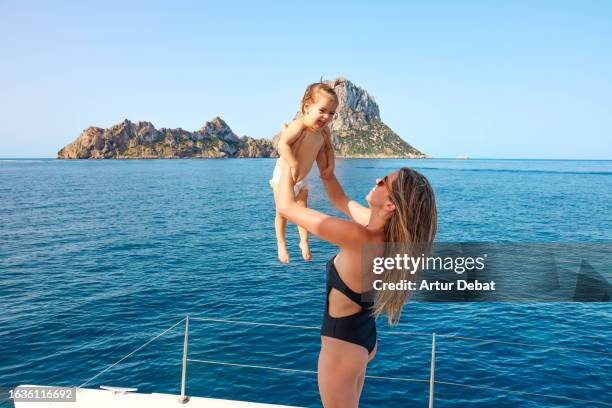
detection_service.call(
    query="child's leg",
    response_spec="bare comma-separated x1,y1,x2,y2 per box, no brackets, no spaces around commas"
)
271,183,290,263
296,188,311,261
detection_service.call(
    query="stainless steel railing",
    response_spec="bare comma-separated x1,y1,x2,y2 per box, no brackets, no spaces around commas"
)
76,315,612,407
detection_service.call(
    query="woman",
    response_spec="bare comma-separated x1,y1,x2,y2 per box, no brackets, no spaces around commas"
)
275,159,437,407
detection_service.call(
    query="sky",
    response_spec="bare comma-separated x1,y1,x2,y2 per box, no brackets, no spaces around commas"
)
0,0,611,159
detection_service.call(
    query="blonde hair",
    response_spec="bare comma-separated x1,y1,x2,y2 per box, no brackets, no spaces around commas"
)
300,79,342,114
372,167,438,325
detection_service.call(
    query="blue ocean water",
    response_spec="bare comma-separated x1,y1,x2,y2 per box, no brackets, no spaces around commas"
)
0,158,610,407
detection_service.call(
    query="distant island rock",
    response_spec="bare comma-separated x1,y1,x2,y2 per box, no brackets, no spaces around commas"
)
272,77,427,158
57,117,276,159
57,77,427,159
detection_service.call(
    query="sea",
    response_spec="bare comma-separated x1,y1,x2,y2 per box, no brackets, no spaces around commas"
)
0,158,610,407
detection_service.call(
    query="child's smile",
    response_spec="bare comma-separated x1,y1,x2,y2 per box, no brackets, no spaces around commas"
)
306,94,337,130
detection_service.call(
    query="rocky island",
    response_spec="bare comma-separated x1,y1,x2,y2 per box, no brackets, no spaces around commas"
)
57,117,274,159
57,78,427,159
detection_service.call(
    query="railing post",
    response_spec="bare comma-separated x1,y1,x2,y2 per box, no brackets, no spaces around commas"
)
180,315,189,403
428,332,436,408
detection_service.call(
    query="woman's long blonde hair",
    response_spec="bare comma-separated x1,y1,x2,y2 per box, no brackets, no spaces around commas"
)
372,167,438,325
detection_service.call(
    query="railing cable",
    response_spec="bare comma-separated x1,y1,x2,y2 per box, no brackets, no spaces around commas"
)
77,317,186,389
187,358,430,384
192,316,612,356
187,357,612,406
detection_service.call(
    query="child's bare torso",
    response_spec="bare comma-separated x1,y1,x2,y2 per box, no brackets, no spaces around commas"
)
292,128,324,181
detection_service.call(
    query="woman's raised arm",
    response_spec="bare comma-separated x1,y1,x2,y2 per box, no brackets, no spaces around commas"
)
321,174,371,227
275,160,366,247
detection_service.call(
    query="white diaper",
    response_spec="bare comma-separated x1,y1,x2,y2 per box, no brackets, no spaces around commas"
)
269,159,310,195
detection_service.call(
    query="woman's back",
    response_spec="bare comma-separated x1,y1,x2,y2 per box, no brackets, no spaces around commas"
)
328,230,384,318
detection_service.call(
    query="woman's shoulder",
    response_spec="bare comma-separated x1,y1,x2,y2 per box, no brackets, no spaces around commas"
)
335,244,381,292
336,223,384,252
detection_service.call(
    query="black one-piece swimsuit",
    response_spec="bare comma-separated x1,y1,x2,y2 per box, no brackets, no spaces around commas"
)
320,255,377,354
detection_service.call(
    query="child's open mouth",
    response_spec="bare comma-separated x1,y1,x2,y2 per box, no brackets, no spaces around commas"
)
316,120,325,127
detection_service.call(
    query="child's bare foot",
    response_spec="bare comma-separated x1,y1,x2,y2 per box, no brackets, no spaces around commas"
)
277,243,290,263
299,241,312,261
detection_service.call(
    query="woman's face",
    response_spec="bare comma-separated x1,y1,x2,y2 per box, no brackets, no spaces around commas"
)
366,170,400,208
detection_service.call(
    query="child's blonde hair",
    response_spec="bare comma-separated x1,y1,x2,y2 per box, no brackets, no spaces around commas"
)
300,79,343,114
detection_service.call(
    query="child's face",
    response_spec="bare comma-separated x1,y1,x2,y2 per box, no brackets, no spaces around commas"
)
304,94,338,129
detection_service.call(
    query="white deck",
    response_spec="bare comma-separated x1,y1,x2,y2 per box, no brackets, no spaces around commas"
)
13,385,302,408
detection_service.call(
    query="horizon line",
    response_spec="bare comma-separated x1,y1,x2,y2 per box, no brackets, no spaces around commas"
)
1,157,611,162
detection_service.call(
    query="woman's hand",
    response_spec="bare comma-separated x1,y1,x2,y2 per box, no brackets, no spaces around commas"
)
317,126,335,180
278,121,302,177
322,127,335,179
320,148,334,180
291,165,300,183
276,158,297,212
318,152,333,180
280,122,300,181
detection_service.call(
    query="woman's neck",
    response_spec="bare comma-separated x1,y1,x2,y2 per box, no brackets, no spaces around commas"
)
366,211,387,233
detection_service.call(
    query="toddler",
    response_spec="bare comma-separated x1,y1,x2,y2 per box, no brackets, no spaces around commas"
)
270,81,338,263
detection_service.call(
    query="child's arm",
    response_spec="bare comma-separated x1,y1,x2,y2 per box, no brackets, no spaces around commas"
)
278,120,304,179
318,126,335,179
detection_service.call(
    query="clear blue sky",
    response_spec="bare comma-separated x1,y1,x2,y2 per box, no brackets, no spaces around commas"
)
1,0,611,159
